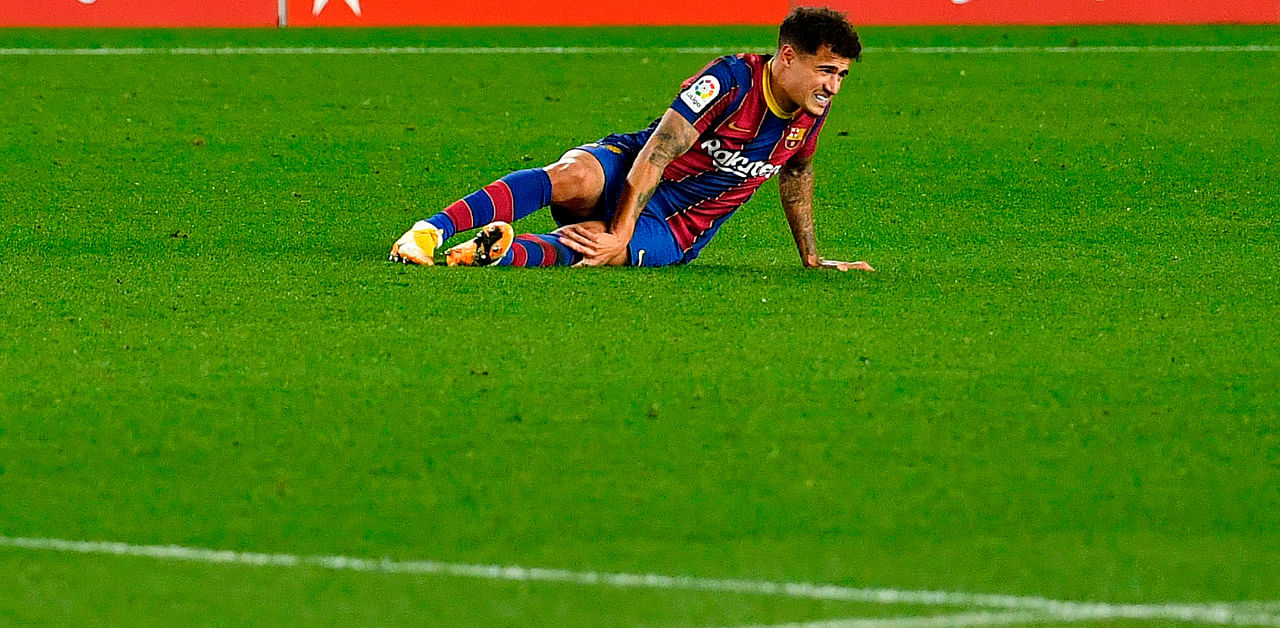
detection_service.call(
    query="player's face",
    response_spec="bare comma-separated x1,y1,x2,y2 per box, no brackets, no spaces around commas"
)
777,44,851,116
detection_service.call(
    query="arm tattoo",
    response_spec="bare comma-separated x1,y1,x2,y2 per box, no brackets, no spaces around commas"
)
635,186,656,211
646,121,698,168
611,112,696,238
779,160,819,266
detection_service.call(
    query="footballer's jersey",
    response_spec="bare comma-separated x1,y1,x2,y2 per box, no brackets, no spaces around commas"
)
599,53,829,263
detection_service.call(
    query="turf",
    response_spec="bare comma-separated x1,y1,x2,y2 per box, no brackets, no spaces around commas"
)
2,25,1279,627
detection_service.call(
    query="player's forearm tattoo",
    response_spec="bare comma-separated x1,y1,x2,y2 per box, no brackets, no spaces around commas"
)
635,186,656,212
614,112,696,239
779,161,819,266
614,114,696,237
647,124,698,167
779,163,813,209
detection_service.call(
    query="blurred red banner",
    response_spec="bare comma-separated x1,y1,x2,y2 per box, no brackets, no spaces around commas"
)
285,0,787,26
3,0,1273,27
798,0,1279,25
0,0,277,27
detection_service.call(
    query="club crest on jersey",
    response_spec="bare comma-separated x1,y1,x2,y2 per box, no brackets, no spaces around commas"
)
784,126,808,150
680,76,721,113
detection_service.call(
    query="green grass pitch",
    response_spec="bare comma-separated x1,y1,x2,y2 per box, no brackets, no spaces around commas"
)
2,24,1279,626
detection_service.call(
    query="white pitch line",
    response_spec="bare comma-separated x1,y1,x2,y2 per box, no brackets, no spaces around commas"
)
878,44,1280,54
0,45,649,56
2,535,1280,627
0,44,1277,56
726,610,1066,628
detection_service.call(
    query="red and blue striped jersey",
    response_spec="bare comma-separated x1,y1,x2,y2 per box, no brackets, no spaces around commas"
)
605,53,829,263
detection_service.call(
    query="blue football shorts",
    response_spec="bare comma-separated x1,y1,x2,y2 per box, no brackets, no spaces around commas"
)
550,139,684,267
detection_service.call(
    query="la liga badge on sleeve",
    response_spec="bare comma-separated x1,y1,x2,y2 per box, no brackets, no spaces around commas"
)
680,76,721,113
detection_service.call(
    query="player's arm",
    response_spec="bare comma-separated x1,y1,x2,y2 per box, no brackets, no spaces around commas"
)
559,110,698,266
778,153,874,272
613,110,699,244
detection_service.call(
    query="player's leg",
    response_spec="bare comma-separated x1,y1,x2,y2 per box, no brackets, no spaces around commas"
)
543,149,607,220
443,221,601,268
502,221,623,267
448,210,679,268
388,167,552,265
500,212,680,268
389,149,608,265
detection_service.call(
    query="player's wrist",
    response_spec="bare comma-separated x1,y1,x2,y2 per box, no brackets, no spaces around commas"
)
606,223,637,244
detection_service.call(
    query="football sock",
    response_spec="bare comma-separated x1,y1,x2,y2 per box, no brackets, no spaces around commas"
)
424,168,553,241
497,233,583,267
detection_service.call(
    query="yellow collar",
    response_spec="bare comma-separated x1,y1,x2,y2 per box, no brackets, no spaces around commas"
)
763,60,799,119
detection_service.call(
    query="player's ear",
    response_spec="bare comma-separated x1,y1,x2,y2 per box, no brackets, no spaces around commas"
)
778,43,797,66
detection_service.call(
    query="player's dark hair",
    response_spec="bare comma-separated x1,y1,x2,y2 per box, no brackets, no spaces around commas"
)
778,6,862,62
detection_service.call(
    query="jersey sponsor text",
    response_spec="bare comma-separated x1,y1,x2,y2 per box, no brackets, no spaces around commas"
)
700,139,782,179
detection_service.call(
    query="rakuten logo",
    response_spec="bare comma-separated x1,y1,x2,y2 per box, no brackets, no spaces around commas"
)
700,140,781,179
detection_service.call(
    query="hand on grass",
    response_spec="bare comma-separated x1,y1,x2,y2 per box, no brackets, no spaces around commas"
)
819,258,875,272
557,224,628,267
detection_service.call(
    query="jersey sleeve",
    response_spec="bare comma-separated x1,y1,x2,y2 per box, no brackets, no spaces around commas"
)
794,110,829,162
669,57,740,133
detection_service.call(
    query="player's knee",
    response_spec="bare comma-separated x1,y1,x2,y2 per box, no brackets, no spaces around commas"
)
543,156,603,204
543,160,588,196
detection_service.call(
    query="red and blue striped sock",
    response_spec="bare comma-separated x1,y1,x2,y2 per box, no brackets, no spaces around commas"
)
497,233,583,267
424,168,553,241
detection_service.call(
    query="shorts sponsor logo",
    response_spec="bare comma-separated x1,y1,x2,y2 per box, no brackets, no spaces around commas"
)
680,75,720,113
700,139,781,179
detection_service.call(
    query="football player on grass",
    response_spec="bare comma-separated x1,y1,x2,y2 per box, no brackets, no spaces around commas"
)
390,6,873,272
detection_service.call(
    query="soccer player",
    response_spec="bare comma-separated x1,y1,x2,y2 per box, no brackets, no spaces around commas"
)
389,6,873,272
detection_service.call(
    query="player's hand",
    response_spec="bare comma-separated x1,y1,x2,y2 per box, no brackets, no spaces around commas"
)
818,258,875,272
558,224,628,267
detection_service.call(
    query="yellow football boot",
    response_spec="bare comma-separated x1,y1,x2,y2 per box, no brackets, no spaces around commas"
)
389,221,444,266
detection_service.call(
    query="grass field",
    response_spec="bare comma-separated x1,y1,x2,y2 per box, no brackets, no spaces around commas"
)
2,24,1279,627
